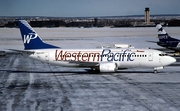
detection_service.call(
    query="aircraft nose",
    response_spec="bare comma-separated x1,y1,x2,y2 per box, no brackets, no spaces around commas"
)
171,57,176,63
161,56,176,66
169,56,176,64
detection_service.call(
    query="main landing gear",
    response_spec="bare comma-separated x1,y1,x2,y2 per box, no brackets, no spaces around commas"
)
154,70,158,73
89,67,100,74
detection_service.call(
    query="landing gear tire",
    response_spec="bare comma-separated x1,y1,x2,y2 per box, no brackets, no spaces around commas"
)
154,70,157,73
89,68,100,74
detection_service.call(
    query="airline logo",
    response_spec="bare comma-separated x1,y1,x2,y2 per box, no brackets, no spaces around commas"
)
23,33,38,44
158,27,163,32
55,49,136,62
158,35,168,39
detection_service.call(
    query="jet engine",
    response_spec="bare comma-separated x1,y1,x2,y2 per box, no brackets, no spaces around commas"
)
99,62,118,72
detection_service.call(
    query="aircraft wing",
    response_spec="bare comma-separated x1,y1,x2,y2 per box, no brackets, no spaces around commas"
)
165,47,180,52
155,47,180,52
147,40,180,52
65,60,99,67
8,49,100,67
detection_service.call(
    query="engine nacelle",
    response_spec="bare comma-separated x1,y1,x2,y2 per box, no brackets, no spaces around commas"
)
99,62,118,72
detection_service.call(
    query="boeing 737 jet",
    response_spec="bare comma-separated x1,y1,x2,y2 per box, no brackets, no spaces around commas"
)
10,20,176,73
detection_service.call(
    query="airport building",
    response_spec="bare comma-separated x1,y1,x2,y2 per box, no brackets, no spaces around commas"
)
145,7,150,23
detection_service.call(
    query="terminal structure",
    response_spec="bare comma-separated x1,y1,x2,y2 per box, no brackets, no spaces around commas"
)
145,7,150,23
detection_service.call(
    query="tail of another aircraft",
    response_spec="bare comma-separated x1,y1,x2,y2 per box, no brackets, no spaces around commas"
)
156,24,180,47
18,20,59,50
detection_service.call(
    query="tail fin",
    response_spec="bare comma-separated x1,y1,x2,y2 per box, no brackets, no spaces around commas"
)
156,24,180,47
156,24,169,41
18,20,59,50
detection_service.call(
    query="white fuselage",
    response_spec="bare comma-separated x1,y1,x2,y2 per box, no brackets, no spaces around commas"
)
23,48,176,70
16,20,176,73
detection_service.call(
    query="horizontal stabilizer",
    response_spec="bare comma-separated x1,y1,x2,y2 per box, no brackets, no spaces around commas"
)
8,49,35,54
146,40,158,43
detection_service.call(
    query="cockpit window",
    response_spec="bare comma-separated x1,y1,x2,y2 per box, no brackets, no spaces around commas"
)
159,53,168,56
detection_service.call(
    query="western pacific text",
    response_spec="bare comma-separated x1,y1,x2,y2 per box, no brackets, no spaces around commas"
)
55,49,135,62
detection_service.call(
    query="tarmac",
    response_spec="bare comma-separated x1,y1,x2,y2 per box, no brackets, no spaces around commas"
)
0,27,180,111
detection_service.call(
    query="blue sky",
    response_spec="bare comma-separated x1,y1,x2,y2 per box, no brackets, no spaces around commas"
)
0,0,180,17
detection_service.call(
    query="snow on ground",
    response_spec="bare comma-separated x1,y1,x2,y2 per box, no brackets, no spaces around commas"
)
0,27,180,111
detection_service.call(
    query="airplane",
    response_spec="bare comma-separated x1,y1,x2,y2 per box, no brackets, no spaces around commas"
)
154,24,180,52
9,20,176,73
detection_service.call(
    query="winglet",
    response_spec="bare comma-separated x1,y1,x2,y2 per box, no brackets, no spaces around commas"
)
18,20,60,50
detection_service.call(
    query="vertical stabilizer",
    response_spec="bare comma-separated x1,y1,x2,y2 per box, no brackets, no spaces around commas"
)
156,24,169,42
156,24,180,47
18,20,59,50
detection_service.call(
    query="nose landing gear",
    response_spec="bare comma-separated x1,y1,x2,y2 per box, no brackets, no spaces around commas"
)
154,66,164,73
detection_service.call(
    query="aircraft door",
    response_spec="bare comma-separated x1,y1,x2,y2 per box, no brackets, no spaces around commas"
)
148,52,153,61
45,52,49,61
